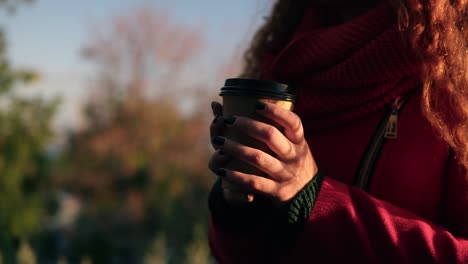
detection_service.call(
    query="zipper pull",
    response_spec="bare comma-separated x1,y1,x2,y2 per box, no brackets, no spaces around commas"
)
384,96,404,139
385,111,398,139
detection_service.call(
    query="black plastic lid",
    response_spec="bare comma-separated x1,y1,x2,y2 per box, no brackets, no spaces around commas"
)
220,78,296,103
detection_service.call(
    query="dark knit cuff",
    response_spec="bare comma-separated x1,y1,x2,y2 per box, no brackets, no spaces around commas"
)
282,170,325,230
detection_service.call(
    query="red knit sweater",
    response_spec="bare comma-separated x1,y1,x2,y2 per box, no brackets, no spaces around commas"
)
208,1,468,263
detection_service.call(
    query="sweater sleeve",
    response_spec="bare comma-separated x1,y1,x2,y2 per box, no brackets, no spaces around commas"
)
208,166,468,263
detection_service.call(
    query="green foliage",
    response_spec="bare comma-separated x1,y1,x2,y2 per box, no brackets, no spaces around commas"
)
0,20,57,263
0,29,39,95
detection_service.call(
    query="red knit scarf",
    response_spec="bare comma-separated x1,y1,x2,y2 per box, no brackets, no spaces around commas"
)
263,1,421,131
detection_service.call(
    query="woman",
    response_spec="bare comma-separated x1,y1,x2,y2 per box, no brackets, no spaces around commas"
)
208,0,468,263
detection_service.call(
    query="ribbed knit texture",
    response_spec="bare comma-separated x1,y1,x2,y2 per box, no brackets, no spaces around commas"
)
263,0,421,131
285,171,324,226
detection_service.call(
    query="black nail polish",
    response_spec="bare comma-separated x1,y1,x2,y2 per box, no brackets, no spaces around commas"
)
216,168,227,177
211,101,216,109
255,102,266,110
212,136,225,146
224,116,236,125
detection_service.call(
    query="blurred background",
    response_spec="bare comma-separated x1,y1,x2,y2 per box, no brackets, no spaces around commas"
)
0,0,271,263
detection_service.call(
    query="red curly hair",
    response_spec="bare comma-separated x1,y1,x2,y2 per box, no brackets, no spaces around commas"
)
241,0,468,173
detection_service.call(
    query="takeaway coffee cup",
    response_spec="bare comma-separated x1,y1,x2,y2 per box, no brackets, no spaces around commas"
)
219,78,296,202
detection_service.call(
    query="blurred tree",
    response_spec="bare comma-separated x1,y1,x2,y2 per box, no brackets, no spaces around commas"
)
0,21,58,264
55,6,216,263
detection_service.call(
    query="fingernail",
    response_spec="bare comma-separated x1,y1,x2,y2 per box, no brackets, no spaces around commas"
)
224,115,236,125
216,168,226,177
212,136,225,146
219,150,224,155
211,101,216,109
255,102,266,110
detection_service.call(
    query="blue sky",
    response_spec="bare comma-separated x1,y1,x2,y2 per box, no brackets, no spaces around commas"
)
0,0,271,131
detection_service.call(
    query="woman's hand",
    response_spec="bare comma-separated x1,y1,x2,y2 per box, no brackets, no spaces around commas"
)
209,101,318,205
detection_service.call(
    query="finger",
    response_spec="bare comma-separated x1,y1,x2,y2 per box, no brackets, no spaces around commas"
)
224,115,295,160
223,188,254,203
218,168,278,198
255,102,304,144
212,136,287,181
208,150,232,174
210,115,225,149
211,101,223,116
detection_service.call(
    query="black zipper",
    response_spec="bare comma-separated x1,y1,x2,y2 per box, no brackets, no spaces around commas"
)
353,93,413,191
